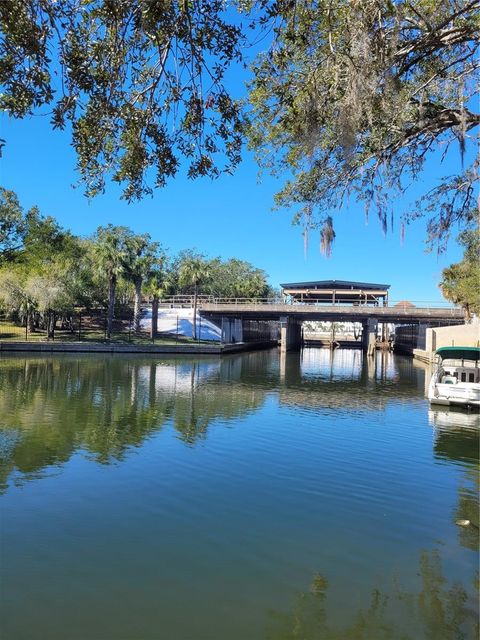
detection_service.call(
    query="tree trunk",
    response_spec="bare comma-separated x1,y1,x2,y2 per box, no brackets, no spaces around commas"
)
148,362,157,408
192,285,198,340
151,295,159,340
107,274,116,339
28,311,35,333
47,310,56,340
133,277,143,333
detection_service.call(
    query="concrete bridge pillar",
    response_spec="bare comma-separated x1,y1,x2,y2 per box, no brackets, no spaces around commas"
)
280,316,302,353
362,318,378,356
221,317,243,343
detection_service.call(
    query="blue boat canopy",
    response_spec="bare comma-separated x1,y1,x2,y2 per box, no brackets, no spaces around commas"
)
436,346,480,361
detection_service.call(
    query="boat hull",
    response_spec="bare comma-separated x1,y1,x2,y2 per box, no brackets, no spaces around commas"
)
428,382,480,408
429,397,480,408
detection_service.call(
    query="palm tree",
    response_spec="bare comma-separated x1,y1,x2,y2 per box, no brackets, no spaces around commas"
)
440,228,480,322
239,272,268,300
124,234,160,333
92,225,131,339
143,256,166,339
179,257,210,340
440,263,472,320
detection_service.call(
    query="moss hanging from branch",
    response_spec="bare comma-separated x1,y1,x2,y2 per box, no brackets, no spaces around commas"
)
248,0,480,252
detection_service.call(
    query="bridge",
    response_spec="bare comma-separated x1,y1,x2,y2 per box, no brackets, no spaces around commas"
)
158,296,464,354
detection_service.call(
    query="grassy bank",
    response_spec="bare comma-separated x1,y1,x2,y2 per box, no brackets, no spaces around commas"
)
0,320,214,346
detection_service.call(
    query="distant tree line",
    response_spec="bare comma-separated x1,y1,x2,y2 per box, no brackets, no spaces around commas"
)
0,187,273,338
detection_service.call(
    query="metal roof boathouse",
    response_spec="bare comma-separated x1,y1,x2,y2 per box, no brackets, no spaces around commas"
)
280,280,390,306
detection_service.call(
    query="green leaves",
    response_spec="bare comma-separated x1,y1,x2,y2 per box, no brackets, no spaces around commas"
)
440,227,480,319
205,258,270,298
92,224,135,278
247,0,480,253
179,255,211,290
0,188,271,325
1,1,478,252
0,187,25,262
1,0,246,199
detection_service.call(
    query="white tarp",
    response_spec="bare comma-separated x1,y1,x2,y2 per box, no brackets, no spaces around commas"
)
140,307,222,341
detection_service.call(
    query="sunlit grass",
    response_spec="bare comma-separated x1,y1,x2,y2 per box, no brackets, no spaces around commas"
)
0,321,218,347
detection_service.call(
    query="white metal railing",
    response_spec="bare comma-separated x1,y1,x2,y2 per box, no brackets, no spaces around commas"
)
158,295,284,306
388,300,458,309
156,296,460,311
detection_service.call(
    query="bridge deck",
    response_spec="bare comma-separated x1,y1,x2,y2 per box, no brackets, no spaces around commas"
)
198,303,463,324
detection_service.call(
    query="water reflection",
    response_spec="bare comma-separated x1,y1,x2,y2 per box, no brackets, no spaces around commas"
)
267,550,479,640
279,348,425,411
429,407,479,552
0,349,431,490
0,349,478,640
0,354,268,489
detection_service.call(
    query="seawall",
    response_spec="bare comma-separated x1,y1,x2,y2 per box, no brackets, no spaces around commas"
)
0,340,277,356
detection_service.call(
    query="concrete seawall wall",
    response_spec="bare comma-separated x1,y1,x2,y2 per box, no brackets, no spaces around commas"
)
0,340,277,356
426,321,479,351
408,321,479,363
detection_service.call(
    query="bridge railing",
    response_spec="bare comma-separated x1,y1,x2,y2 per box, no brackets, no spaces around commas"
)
158,296,284,306
387,300,460,312
157,296,460,311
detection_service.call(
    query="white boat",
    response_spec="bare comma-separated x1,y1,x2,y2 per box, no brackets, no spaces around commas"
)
428,347,480,408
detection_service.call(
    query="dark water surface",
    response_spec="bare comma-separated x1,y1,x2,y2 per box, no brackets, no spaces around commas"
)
0,349,478,640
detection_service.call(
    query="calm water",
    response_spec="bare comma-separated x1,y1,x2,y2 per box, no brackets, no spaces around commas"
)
0,348,478,640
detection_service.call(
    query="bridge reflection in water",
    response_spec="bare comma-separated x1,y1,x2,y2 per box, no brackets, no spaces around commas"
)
0,348,449,487
0,348,477,640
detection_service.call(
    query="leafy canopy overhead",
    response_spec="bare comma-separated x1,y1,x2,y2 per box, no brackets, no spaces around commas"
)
0,0,250,199
1,1,478,250
248,0,480,252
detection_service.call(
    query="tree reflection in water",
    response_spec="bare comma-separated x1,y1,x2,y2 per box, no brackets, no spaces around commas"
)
265,406,479,640
267,551,478,640
0,350,478,639
429,407,479,552
0,354,269,489
0,349,468,493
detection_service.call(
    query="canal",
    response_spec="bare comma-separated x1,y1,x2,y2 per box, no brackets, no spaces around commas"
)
0,349,478,639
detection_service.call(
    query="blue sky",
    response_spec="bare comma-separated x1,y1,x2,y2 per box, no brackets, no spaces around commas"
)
0,101,468,304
